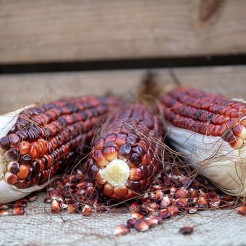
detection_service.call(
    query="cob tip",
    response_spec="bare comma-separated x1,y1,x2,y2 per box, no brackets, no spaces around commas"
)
0,105,38,204
99,159,130,187
0,179,30,204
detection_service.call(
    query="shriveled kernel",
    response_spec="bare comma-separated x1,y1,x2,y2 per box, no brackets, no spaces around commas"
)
152,215,163,223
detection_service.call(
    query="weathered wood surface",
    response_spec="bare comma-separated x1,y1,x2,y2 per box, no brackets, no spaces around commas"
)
0,0,246,64
0,65,245,113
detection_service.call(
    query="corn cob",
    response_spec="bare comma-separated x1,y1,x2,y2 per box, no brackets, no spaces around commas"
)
161,86,246,196
86,103,163,201
0,96,117,203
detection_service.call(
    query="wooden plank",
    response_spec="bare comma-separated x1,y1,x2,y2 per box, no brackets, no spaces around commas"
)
0,65,245,113
0,0,246,64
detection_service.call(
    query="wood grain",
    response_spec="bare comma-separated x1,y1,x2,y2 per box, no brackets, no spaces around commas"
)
0,0,246,64
0,66,245,113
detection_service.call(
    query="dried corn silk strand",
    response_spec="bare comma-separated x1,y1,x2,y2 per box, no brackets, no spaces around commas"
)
0,96,118,203
86,103,164,201
161,87,246,196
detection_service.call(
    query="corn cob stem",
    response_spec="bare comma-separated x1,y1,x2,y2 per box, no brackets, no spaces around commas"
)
0,96,117,203
86,103,163,201
161,87,246,196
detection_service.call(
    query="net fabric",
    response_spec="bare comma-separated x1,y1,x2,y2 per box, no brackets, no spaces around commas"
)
0,192,246,246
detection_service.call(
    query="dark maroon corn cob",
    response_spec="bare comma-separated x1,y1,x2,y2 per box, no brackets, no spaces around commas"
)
86,103,164,201
161,87,246,149
0,96,118,192
159,87,246,197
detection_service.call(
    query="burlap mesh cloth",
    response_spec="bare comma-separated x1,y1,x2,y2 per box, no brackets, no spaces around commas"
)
0,192,245,246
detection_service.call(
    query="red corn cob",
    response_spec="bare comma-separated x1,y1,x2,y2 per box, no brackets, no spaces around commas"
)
0,96,118,203
161,87,246,149
160,87,246,197
86,103,163,201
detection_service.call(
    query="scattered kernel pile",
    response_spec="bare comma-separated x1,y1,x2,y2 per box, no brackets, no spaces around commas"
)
46,164,242,235
0,161,245,235
0,193,38,216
